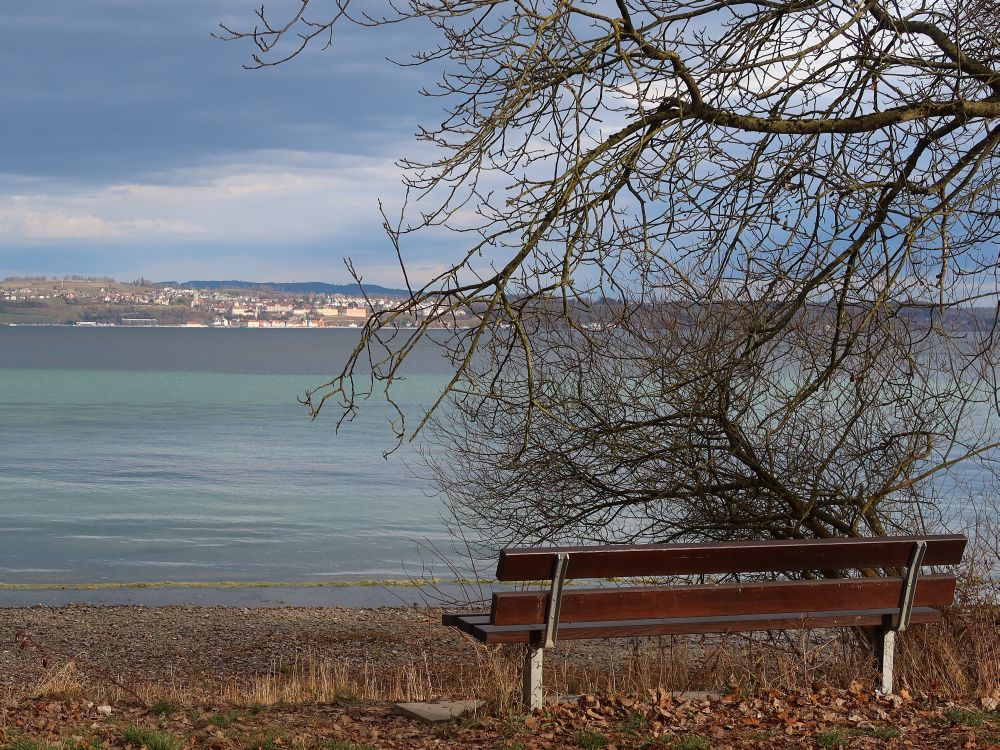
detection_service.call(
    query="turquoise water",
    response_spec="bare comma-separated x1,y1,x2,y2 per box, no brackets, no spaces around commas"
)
1,327,994,606
0,328,454,592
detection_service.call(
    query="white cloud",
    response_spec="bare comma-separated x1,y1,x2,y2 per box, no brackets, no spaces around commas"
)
0,201,198,240
0,150,409,245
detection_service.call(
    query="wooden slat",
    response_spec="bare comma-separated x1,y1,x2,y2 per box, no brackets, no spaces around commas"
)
441,611,487,627
495,535,966,581
454,614,490,635
490,574,956,625
470,607,944,644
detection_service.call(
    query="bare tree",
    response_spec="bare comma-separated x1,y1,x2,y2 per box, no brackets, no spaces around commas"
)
223,0,1000,546
426,297,1000,550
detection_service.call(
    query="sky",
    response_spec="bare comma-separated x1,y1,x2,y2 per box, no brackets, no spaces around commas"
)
0,1,454,286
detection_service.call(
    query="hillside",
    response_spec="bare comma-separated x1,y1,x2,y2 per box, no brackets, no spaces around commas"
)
168,279,412,297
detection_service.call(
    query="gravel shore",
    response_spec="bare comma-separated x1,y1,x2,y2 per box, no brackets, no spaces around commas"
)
2,604,640,703
3,605,476,697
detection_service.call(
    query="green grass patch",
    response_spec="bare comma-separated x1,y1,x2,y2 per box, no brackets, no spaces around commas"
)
673,735,711,750
815,730,850,749
3,740,101,750
573,730,610,749
618,713,650,737
816,725,902,747
317,742,378,750
498,717,532,738
859,726,901,740
148,701,178,717
3,741,57,750
945,707,1000,727
122,726,184,750
208,713,235,729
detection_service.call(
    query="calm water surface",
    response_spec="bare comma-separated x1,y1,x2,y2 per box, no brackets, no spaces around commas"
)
0,327,454,594
1,327,995,606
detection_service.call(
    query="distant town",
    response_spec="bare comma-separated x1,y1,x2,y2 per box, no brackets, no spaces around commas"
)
4,276,994,333
0,276,474,328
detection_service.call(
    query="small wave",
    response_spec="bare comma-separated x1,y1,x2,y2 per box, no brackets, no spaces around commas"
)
113,560,218,568
0,567,71,574
54,535,286,545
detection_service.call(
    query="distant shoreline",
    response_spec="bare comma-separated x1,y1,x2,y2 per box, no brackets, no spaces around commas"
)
0,580,486,608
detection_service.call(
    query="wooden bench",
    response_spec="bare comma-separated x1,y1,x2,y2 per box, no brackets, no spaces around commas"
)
443,534,966,709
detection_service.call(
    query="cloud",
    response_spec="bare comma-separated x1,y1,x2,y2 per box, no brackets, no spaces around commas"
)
0,150,409,245
0,203,198,241
0,3,465,285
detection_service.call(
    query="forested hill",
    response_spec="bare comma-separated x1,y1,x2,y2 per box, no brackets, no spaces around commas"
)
166,280,412,297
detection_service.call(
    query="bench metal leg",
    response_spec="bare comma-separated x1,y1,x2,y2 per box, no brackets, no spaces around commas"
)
878,627,895,695
523,644,543,711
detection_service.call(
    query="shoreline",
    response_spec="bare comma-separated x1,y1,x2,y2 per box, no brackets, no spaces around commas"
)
0,577,487,590
0,582,484,608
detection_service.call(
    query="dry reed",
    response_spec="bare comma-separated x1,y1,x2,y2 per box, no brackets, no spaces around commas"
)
30,660,87,700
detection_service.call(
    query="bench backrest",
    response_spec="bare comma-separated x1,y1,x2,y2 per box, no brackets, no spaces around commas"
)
495,534,967,580
491,535,966,631
491,574,957,624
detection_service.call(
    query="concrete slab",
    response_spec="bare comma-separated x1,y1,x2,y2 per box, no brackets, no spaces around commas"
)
394,700,485,723
549,694,580,706
673,691,723,701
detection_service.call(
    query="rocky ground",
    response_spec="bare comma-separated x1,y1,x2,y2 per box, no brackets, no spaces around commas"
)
3,605,466,694
2,605,652,702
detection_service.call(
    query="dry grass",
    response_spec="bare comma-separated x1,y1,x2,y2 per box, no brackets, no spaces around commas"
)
220,655,443,706
13,603,995,712
29,661,87,701
893,518,1000,697
897,603,1000,697
32,602,993,713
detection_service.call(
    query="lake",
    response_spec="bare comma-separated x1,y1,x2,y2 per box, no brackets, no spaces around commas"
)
1,326,994,607
0,327,459,605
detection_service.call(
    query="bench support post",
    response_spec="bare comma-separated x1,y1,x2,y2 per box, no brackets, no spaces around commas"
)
523,644,544,711
897,540,927,632
878,539,926,694
544,553,570,649
878,627,895,695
